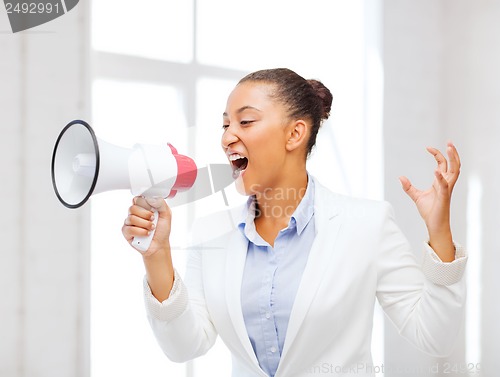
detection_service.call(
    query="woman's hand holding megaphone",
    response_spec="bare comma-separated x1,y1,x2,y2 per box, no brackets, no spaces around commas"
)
123,197,172,256
122,196,175,302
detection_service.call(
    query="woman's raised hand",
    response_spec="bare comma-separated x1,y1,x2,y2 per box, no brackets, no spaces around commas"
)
399,142,461,261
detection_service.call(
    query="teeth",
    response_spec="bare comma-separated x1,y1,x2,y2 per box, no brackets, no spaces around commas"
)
229,153,245,161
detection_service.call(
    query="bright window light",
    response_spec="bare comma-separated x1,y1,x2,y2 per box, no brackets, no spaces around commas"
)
466,175,482,367
92,0,194,62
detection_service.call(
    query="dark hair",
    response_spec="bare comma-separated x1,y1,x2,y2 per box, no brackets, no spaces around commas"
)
238,68,332,156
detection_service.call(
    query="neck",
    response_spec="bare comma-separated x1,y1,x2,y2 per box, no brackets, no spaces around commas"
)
254,170,308,225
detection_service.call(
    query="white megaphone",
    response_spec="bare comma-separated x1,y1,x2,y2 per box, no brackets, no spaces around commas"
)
51,119,198,252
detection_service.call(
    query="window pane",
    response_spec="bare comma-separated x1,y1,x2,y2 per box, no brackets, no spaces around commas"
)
197,0,363,74
91,79,188,377
92,79,188,145
92,0,194,62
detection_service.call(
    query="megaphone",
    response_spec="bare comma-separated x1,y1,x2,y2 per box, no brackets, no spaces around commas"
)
51,119,231,252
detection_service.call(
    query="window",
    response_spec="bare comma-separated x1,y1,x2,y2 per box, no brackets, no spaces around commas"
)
91,1,383,376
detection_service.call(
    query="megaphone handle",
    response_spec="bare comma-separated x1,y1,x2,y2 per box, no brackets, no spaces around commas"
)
132,210,159,252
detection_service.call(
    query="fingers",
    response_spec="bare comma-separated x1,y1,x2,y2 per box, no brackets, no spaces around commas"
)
135,196,171,220
145,197,171,219
426,146,448,173
426,142,461,175
122,198,156,242
399,176,420,202
126,210,156,230
434,169,449,192
122,196,173,246
446,142,461,175
134,196,156,211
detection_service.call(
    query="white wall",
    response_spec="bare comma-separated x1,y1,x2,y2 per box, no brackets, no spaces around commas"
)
442,1,500,373
383,0,499,375
0,3,90,377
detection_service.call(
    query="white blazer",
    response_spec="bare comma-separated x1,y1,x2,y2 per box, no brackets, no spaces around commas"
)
144,177,467,377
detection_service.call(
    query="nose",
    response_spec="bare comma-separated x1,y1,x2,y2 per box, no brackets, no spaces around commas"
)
221,124,239,149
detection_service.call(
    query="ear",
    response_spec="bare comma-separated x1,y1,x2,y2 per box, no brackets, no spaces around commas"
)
285,119,308,152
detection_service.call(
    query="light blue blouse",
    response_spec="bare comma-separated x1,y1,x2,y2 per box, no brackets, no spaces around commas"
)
238,177,316,377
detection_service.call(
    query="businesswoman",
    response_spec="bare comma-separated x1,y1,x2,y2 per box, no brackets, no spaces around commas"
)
122,68,467,377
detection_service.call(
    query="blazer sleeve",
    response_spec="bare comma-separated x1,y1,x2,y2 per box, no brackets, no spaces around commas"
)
143,238,218,362
375,202,468,358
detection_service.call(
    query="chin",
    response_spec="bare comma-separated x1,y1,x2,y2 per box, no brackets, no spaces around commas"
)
235,175,248,195
234,169,258,196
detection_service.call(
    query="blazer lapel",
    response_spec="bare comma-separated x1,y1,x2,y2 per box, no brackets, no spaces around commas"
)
278,181,343,367
224,223,262,369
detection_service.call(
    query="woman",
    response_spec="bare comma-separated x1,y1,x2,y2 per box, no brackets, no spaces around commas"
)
122,68,467,377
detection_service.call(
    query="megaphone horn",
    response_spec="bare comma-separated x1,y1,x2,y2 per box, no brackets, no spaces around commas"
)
51,120,100,208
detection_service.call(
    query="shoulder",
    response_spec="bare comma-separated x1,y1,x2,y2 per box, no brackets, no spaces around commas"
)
311,176,394,221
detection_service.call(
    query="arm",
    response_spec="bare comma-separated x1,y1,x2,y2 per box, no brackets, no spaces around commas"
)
122,197,217,362
122,196,174,301
376,202,467,357
143,249,218,362
377,142,467,356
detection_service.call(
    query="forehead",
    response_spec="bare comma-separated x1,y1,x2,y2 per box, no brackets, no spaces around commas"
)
224,82,277,115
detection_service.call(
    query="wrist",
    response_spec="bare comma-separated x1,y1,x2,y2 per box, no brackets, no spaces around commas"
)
142,244,174,301
142,243,171,262
429,231,455,262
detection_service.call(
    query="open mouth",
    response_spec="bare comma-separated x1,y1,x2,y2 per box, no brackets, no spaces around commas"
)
229,154,248,179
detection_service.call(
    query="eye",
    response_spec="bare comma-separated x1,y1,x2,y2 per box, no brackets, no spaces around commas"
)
222,124,229,130
240,120,254,125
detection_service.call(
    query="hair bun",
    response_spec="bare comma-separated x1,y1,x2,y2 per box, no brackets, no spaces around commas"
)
307,79,332,120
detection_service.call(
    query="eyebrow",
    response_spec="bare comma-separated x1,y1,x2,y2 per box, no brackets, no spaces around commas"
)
222,106,262,117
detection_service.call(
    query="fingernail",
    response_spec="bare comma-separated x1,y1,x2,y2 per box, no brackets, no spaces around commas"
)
151,224,155,230
150,215,155,221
